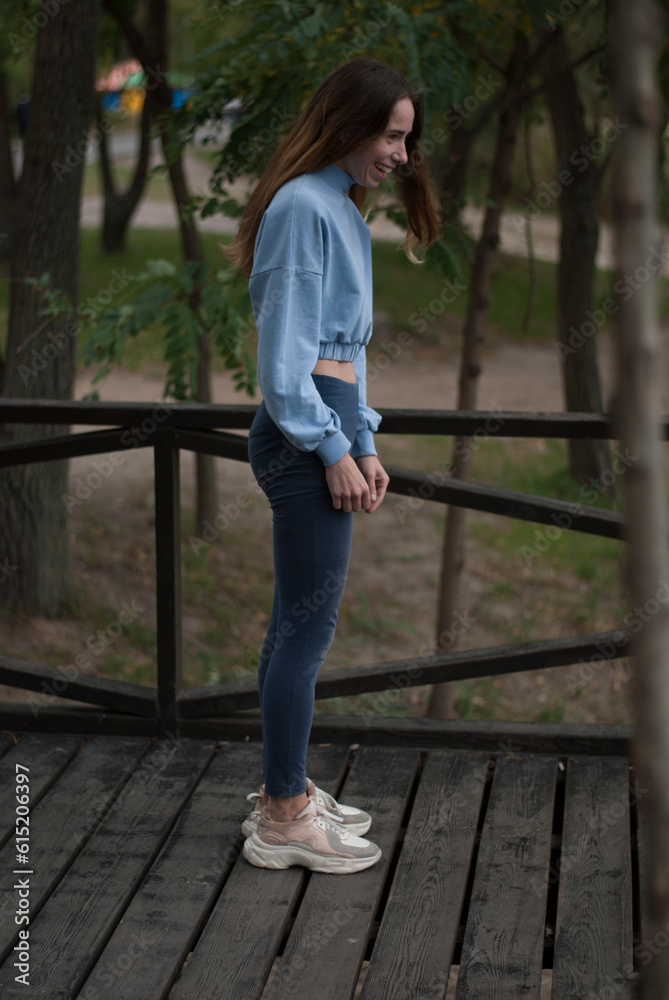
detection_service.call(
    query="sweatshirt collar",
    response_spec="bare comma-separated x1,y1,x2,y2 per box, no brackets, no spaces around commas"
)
315,162,355,193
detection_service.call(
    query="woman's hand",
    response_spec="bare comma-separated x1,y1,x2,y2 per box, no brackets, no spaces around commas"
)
325,453,371,512
325,453,389,513
354,455,389,513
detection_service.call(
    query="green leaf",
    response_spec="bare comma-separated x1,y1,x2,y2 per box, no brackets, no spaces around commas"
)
144,259,177,278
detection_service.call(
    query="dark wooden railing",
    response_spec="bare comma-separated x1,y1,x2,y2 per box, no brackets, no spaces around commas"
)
2,400,665,748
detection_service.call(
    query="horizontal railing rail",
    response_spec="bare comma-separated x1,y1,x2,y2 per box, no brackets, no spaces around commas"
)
178,629,631,716
1,398,668,437
0,398,652,736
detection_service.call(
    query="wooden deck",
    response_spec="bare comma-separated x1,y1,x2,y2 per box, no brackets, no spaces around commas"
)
0,730,638,999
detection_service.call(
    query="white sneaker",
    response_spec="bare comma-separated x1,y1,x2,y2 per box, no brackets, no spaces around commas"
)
242,798,382,874
241,777,372,838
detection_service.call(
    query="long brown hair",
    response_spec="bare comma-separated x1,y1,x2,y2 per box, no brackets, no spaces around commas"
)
223,58,441,277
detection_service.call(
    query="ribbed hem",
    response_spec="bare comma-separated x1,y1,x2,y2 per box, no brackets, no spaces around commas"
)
315,429,353,466
350,428,377,459
317,342,362,363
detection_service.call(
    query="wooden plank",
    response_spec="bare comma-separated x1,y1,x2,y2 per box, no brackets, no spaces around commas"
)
635,774,651,964
306,716,633,757
0,398,259,429
174,428,250,463
77,743,264,1000
179,629,631,715
360,751,491,1000
551,756,634,1000
0,704,158,735
386,464,625,538
4,623,633,725
154,428,182,731
181,714,633,758
0,733,82,845
376,409,621,438
2,398,668,439
0,704,634,758
0,428,133,467
171,744,351,1000
0,737,215,999
177,437,630,530
0,732,17,759
263,746,421,1000
0,735,147,962
0,655,157,716
305,716,633,757
455,755,558,1000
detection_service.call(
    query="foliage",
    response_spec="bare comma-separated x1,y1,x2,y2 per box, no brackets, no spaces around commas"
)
26,262,256,401
163,0,635,280
166,0,511,283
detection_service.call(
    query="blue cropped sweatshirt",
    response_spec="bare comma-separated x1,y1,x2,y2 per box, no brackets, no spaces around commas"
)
248,162,382,467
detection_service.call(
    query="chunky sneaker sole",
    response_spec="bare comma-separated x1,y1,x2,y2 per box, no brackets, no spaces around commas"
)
241,778,372,838
242,834,381,874
242,799,381,875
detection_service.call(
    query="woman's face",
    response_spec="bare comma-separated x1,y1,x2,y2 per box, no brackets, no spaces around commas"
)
336,96,414,188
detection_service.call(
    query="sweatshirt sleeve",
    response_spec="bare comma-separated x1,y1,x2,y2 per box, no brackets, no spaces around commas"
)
350,345,382,459
249,263,353,467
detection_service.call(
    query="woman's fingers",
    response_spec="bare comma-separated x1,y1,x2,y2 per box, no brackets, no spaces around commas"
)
355,456,390,513
324,454,393,513
325,455,371,511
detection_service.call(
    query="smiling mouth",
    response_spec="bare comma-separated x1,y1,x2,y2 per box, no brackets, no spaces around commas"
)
374,162,392,176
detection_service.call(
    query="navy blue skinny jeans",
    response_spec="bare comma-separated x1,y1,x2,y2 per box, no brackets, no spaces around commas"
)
247,373,359,797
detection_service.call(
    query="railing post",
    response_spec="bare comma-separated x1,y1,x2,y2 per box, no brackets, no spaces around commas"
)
154,427,182,734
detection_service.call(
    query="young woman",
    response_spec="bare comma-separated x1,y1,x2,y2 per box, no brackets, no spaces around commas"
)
224,58,439,873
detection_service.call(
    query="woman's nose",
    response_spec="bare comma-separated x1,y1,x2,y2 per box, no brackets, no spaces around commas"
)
393,142,408,164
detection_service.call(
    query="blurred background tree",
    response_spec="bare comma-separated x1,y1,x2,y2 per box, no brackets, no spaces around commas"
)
0,0,100,616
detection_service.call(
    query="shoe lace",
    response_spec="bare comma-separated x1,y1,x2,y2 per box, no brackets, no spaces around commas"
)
247,786,345,826
317,804,346,825
316,788,340,814
317,812,347,836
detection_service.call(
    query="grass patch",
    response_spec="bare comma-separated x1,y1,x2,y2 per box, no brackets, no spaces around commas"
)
372,239,669,345
451,435,626,634
343,590,419,639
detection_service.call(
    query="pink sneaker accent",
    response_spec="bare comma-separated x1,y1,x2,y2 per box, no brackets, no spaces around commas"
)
241,778,372,837
242,798,381,874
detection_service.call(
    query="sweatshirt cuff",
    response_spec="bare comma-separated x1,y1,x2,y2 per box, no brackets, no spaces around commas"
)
350,428,377,460
315,429,353,466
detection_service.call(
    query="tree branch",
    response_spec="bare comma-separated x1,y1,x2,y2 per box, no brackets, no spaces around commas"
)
447,16,505,75
524,41,608,104
101,0,153,68
569,42,607,75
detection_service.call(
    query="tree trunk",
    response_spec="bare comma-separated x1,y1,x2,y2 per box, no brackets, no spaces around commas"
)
441,123,478,226
427,40,529,718
440,87,505,225
610,4,669,999
0,58,16,261
0,0,100,617
539,28,612,488
103,0,219,532
98,93,152,252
